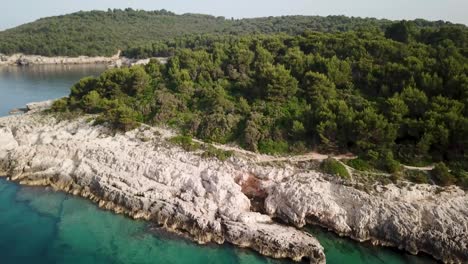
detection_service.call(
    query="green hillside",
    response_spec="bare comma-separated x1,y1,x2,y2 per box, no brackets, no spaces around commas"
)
0,8,463,56
52,31,468,187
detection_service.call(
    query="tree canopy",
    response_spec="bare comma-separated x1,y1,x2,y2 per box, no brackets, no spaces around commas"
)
52,31,468,188
0,9,465,56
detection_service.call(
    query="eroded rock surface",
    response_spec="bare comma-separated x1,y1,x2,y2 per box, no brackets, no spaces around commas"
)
0,113,325,264
265,172,468,263
1,110,467,263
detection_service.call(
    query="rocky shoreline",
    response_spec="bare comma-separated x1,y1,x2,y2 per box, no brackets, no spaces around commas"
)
0,107,467,263
0,52,121,66
0,52,166,67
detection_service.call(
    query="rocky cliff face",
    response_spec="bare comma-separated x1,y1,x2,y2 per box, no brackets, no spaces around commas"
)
0,110,467,263
265,173,468,263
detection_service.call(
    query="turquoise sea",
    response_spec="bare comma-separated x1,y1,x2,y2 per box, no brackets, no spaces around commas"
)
0,65,437,264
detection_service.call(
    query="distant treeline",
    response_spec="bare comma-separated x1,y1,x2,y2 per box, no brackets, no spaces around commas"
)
123,21,468,59
0,9,465,56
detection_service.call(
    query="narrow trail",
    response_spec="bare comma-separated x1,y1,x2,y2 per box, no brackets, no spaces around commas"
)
402,165,434,171
194,138,435,172
209,142,355,163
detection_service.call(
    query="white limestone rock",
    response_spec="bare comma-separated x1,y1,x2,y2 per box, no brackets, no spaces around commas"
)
0,112,325,264
265,172,468,263
1,106,467,263
0,52,122,66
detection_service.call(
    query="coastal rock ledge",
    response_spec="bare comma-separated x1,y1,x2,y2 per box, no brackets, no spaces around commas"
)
1,110,467,263
0,112,325,264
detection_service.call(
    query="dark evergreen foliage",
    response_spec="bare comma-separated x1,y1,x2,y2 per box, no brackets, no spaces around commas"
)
32,15,466,187
0,9,465,56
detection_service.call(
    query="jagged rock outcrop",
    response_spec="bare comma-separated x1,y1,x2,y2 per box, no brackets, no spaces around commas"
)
9,100,57,115
0,108,467,263
0,112,325,264
265,172,468,263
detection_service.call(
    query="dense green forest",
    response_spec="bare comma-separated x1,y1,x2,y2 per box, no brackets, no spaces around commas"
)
0,8,465,56
52,26,468,187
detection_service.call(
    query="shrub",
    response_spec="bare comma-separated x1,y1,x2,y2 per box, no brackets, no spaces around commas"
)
290,141,308,154
169,135,201,151
197,112,240,144
50,98,68,112
404,170,429,184
82,91,104,113
362,150,401,173
104,104,141,131
431,162,456,186
452,168,468,189
380,151,402,173
201,144,233,161
448,163,468,189
291,120,306,137
321,158,350,179
347,158,372,171
390,170,403,183
258,139,289,155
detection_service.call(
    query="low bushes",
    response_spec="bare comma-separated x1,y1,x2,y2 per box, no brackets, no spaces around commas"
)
169,135,201,151
431,162,456,186
258,139,289,155
321,158,350,179
404,170,429,184
347,158,372,171
202,144,233,161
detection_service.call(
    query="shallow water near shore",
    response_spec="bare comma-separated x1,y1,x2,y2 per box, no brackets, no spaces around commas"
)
0,65,438,264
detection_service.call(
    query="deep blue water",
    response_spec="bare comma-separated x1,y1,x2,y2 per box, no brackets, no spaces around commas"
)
0,65,438,264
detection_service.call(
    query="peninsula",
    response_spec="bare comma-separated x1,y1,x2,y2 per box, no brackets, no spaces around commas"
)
1,9,467,264
0,103,466,263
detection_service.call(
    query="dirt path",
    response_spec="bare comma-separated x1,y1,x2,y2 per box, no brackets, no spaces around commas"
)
208,142,355,163
402,165,434,171
254,152,356,163
204,141,435,172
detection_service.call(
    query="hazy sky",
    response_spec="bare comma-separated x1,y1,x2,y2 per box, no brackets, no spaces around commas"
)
1,0,467,30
